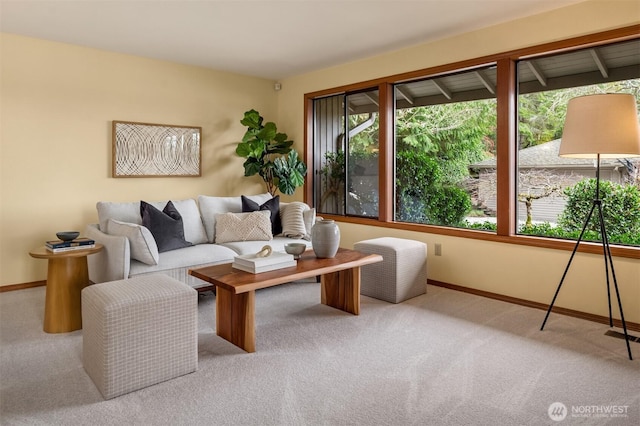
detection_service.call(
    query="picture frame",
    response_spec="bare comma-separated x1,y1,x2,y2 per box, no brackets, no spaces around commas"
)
112,120,202,177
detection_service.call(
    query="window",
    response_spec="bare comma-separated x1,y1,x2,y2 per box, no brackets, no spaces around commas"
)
313,89,379,218
394,66,497,230
305,26,640,257
516,40,640,247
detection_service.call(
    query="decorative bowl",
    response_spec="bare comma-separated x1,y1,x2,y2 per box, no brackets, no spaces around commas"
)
56,231,80,241
284,243,307,259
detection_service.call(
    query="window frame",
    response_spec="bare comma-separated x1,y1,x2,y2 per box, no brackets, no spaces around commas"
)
304,25,640,260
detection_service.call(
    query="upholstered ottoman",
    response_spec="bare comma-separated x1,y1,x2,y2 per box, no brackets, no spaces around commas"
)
354,237,427,303
81,274,198,399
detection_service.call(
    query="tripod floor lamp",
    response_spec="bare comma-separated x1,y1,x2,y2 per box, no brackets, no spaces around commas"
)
540,93,640,361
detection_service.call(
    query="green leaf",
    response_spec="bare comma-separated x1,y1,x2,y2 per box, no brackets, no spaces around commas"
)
242,128,260,143
288,151,307,174
278,179,295,195
289,169,305,187
267,143,293,155
235,142,251,158
248,140,266,158
257,122,277,141
271,140,293,150
240,109,263,130
243,158,261,176
273,132,288,143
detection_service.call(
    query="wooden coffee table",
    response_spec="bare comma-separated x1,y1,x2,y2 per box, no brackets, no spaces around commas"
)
189,248,383,353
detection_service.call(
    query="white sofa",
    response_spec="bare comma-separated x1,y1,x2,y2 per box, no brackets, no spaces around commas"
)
84,193,314,290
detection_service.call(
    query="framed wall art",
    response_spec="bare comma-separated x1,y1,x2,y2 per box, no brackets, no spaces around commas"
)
112,120,202,177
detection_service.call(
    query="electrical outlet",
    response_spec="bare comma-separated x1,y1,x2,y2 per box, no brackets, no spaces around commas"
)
435,243,442,256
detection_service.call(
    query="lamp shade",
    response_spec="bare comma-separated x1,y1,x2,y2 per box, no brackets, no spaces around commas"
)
559,93,640,158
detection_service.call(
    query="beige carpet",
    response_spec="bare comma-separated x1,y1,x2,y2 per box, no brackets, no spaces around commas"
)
1,281,638,425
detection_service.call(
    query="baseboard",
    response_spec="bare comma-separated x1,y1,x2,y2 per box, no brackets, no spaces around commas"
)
428,279,640,332
0,281,46,292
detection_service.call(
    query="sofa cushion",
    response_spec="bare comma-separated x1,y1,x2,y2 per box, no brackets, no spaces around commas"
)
97,199,208,245
198,193,272,243
141,201,193,253
105,219,159,266
214,211,272,243
129,244,238,276
242,195,282,235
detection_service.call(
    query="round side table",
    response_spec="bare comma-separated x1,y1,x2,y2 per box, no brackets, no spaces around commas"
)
29,244,103,333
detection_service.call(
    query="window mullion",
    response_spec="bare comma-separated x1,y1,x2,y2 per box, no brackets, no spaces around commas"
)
378,83,394,222
343,94,349,215
496,58,517,236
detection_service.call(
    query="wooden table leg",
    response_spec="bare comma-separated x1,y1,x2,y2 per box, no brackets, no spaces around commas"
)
321,266,361,315
216,287,256,353
44,256,89,333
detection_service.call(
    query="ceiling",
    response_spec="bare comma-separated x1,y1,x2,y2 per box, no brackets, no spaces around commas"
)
389,38,640,110
0,0,586,80
343,38,640,113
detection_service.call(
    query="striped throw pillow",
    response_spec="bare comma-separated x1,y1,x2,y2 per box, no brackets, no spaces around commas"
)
280,202,311,240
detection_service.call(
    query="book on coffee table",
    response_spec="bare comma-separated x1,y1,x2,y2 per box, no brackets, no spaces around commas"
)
234,251,294,266
232,259,297,274
232,251,297,273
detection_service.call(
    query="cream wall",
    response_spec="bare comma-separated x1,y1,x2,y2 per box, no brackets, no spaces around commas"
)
1,33,276,286
277,0,640,323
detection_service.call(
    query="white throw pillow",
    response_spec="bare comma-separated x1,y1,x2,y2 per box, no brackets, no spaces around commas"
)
106,219,159,265
303,207,316,236
214,211,273,243
280,202,311,240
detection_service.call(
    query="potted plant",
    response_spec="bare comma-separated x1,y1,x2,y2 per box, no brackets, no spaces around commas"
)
236,109,307,196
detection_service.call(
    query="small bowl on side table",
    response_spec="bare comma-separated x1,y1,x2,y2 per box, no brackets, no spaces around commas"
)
56,231,80,241
284,243,307,260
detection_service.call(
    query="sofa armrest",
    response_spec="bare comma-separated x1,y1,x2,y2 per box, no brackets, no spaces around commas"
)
84,224,130,283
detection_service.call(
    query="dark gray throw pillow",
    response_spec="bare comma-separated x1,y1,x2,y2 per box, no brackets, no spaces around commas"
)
242,195,282,235
140,200,193,253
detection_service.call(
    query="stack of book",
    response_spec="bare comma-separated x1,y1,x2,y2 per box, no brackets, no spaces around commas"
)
46,237,96,253
232,251,297,274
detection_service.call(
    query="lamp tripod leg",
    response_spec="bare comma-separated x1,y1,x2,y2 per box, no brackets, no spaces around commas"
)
596,202,613,327
540,202,597,331
596,203,633,360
